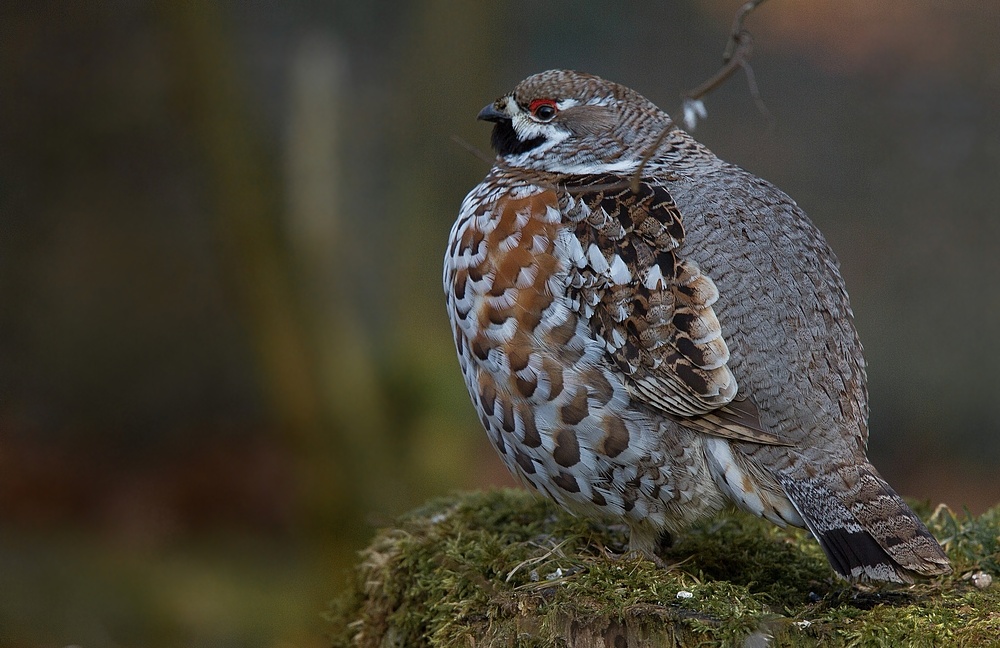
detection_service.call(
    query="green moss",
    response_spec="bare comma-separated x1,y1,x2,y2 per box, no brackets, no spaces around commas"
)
327,490,1000,647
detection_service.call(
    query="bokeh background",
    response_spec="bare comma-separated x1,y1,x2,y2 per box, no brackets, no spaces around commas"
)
2,1,999,645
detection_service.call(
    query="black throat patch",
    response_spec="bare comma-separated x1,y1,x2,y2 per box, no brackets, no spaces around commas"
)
490,120,546,157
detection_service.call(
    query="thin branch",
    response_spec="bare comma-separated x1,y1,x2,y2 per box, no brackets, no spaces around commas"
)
450,134,497,166
740,56,773,126
630,118,679,193
724,0,771,63
684,31,755,104
625,0,774,192
681,0,773,127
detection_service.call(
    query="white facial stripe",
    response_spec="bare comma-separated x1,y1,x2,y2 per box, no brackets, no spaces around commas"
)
544,159,641,175
511,113,570,143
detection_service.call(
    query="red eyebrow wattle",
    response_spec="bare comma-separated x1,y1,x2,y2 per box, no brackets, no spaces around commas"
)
528,98,557,113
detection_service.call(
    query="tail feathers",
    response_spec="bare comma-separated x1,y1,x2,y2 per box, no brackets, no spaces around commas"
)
779,464,951,584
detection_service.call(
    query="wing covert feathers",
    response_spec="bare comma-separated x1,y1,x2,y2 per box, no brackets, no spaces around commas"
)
564,174,740,419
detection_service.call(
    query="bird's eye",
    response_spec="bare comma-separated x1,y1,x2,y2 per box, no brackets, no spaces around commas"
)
528,99,558,122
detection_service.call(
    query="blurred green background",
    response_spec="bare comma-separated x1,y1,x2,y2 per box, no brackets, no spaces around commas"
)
2,1,998,646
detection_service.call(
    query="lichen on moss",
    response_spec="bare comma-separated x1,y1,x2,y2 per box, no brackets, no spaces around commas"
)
327,489,1000,647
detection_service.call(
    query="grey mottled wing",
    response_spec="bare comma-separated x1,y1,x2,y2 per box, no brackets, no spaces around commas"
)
561,174,789,446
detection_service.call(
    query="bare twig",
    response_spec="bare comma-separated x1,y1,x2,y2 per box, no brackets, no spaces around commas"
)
630,118,679,193
724,0,771,63
684,31,755,105
627,0,774,194
451,134,497,166
740,55,773,125
681,0,773,128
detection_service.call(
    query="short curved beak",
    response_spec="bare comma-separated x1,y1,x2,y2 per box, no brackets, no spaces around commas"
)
477,102,508,123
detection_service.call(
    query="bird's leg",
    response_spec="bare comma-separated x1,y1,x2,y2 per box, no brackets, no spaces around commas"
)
626,521,672,568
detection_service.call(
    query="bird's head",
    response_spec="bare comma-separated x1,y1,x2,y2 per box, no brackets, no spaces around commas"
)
477,69,675,174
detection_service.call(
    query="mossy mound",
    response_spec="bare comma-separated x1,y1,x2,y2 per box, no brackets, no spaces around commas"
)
328,489,1000,647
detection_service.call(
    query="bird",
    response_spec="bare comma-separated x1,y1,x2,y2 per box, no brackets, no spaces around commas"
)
442,69,951,583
